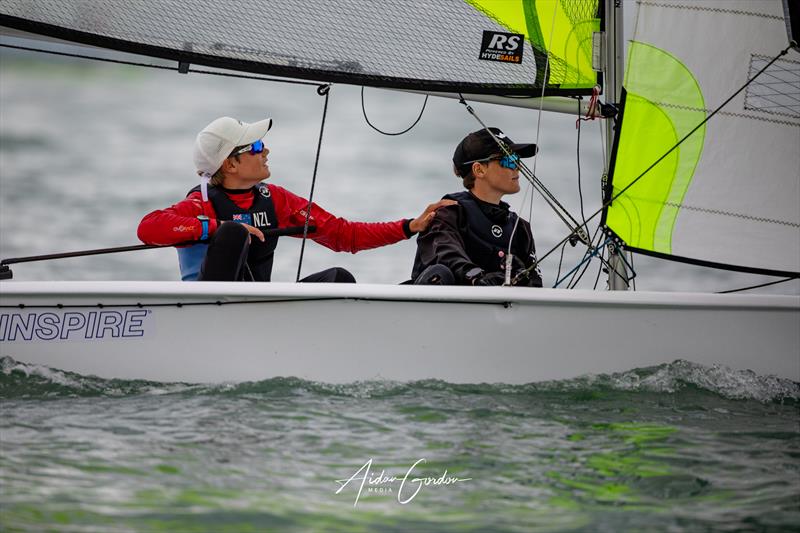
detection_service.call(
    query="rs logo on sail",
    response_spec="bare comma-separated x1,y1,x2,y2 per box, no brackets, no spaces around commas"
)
0,310,150,342
479,31,524,63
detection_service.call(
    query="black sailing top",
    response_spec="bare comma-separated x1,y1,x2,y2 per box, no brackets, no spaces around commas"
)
411,191,543,286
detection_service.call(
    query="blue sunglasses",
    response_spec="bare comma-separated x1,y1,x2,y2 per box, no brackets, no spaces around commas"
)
463,153,520,170
230,139,266,157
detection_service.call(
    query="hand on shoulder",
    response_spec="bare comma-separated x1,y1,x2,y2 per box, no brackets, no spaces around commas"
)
409,199,458,233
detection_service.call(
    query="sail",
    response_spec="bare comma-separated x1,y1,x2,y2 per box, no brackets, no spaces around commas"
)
0,0,600,96
604,0,800,276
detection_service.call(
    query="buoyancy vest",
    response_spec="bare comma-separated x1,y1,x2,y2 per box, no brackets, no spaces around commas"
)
178,183,279,281
443,191,521,273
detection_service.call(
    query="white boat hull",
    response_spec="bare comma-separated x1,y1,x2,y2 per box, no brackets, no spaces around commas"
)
1,282,798,383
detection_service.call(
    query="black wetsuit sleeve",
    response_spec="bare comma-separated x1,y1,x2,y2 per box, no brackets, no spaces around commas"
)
414,205,481,284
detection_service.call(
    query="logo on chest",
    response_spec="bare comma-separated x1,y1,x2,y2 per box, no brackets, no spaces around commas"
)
491,225,503,238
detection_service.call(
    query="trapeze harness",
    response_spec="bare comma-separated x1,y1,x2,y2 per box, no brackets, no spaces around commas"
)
177,184,278,281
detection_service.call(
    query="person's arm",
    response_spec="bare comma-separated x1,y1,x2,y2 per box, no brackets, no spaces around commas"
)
415,205,486,284
137,192,221,246
269,185,452,252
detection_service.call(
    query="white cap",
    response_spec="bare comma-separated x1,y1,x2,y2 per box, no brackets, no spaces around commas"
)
193,116,273,177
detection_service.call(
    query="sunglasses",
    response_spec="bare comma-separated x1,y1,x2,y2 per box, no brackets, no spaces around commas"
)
463,153,520,170
229,139,266,157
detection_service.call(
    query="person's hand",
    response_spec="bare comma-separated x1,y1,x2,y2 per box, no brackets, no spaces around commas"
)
409,199,458,233
510,256,543,287
514,269,543,287
240,223,265,242
473,271,506,286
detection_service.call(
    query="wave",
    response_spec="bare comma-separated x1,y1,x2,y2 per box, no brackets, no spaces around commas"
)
0,356,200,398
1,356,797,403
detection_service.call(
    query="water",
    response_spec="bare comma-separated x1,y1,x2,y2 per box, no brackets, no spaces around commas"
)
1,45,799,532
1,356,799,532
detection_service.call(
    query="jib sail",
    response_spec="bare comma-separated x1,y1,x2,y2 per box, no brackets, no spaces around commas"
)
604,0,800,277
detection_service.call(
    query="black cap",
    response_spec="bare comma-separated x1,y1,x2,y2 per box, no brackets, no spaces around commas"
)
453,127,538,177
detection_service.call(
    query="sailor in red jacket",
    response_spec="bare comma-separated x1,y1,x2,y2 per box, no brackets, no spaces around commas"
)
138,116,454,281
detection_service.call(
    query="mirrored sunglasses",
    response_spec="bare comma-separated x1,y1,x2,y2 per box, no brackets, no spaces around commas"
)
230,139,265,157
463,153,520,170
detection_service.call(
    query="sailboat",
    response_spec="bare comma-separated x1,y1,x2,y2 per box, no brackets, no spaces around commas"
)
0,0,798,384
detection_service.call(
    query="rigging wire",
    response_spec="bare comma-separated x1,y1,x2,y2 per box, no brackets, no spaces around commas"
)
553,235,611,288
568,231,599,288
597,111,608,176
616,248,637,286
555,240,568,283
361,87,428,136
457,96,591,246
506,0,560,284
592,241,606,290
717,277,797,294
568,254,594,289
575,101,588,229
521,89,601,289
0,43,324,86
568,225,604,288
564,94,618,288
295,85,331,281
513,42,797,284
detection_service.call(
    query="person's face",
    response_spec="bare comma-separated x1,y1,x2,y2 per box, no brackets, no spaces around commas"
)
231,141,271,182
475,154,521,195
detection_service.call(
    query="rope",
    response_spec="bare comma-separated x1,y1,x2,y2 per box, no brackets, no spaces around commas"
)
295,85,331,282
592,241,606,289
568,226,604,288
567,236,595,288
575,85,602,128
0,228,316,267
553,236,612,288
562,225,620,289
361,87,428,135
514,43,796,283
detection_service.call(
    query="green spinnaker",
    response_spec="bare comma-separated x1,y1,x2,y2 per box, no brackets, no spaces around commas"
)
606,42,707,253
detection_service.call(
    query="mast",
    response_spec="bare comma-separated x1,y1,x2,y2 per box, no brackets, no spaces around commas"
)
604,0,629,290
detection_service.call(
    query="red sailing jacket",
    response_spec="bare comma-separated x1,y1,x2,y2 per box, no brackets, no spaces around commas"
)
137,184,410,251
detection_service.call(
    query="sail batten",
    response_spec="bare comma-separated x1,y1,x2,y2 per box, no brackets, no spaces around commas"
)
0,0,601,96
605,0,800,276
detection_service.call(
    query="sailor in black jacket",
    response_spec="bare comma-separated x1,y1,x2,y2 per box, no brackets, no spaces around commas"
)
411,127,543,287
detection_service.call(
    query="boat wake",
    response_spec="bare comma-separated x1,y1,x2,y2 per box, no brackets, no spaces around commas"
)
1,355,797,403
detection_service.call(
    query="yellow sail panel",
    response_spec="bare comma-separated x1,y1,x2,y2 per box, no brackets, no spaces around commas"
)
465,0,600,90
606,42,706,254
